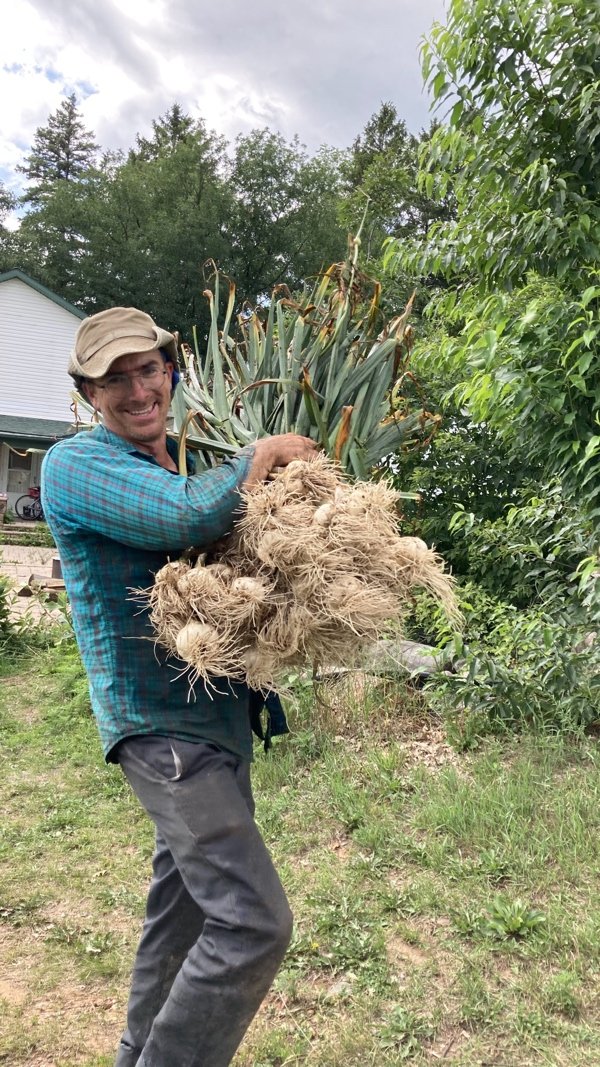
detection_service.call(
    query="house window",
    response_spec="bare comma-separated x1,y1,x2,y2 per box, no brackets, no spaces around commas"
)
7,448,32,494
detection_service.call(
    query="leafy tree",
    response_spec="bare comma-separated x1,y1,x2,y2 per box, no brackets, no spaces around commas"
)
386,0,600,505
53,134,231,332
402,416,541,571
10,110,347,334
446,481,597,608
226,131,347,302
385,0,600,744
17,93,98,205
9,98,232,328
415,0,600,289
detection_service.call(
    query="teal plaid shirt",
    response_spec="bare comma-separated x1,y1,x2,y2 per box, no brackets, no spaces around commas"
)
41,425,255,762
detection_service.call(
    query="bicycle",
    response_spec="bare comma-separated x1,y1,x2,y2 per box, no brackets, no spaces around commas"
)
14,485,44,521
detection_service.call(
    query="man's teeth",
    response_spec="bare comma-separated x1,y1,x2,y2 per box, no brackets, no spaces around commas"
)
129,404,155,415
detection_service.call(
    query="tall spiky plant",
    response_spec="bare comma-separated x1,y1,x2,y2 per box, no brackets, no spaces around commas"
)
171,233,439,479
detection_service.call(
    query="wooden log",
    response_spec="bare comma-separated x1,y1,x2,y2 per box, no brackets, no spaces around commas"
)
317,638,456,681
17,575,67,600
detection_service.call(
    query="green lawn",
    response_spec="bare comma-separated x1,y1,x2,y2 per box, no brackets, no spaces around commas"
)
1,650,600,1065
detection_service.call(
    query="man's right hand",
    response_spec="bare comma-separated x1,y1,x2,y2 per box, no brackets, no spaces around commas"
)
243,434,319,489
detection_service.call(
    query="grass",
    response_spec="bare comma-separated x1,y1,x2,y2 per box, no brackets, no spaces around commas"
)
1,648,600,1065
0,520,55,547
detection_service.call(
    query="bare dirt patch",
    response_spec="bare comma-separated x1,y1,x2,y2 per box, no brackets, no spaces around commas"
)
0,936,126,1067
0,976,28,1005
39,898,140,943
386,933,430,969
427,1026,471,1062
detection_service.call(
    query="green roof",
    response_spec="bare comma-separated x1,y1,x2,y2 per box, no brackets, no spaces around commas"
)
0,269,87,319
0,414,77,450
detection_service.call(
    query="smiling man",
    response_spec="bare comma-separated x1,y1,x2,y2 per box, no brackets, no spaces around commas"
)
86,354,178,462
41,306,317,1067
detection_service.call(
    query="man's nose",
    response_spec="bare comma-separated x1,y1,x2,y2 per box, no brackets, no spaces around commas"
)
127,373,152,398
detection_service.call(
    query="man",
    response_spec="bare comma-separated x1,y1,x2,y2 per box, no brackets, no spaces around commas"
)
41,306,317,1067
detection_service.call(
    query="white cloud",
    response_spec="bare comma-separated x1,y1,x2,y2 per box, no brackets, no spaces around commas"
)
1,0,447,195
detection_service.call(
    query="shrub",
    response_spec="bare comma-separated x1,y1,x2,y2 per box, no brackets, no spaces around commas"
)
0,576,14,652
432,616,600,749
44,637,91,716
405,477,600,746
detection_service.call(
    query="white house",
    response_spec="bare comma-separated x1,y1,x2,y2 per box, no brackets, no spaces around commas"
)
0,269,86,512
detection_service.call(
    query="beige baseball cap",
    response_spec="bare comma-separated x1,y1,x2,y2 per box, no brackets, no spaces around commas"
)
68,306,179,380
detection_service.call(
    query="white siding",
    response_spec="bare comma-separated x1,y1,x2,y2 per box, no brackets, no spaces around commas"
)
0,278,82,421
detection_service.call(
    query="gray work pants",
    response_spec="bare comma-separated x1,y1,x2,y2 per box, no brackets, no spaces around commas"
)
113,736,293,1067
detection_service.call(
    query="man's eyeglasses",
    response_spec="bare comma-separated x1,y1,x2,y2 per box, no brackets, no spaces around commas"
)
97,364,168,397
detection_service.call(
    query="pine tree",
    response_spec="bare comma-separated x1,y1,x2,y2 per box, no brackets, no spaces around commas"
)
0,181,15,225
340,105,454,261
18,93,98,204
0,181,18,273
132,103,209,161
346,102,415,189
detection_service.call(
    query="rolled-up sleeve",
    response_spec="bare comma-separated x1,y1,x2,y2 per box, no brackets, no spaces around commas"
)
42,435,254,552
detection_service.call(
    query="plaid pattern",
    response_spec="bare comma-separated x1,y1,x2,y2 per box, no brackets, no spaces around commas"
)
41,425,255,762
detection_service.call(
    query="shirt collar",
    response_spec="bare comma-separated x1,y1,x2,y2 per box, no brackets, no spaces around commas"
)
90,424,196,473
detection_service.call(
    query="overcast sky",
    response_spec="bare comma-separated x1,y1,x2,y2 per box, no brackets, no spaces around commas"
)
1,0,447,196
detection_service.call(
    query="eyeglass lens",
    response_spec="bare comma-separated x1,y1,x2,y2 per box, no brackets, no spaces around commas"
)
103,367,165,393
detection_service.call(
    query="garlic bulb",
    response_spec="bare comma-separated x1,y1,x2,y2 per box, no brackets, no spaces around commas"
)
175,621,218,661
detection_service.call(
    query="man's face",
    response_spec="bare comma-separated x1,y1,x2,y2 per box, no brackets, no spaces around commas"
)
85,350,173,448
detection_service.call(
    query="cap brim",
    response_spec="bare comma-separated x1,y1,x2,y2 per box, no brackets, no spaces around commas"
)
69,329,179,380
